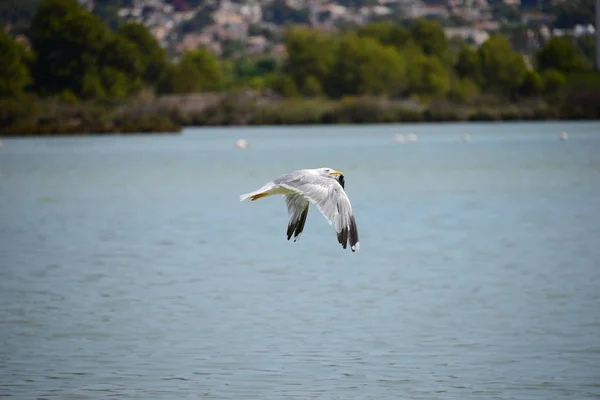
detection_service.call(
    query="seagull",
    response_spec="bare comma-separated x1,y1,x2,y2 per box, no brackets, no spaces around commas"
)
240,168,359,252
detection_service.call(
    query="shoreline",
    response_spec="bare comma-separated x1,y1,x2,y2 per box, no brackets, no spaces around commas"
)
2,93,599,137
3,119,600,140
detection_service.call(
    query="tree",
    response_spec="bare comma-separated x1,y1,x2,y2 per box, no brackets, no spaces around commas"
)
406,55,450,99
255,57,279,75
283,28,338,92
356,22,411,51
29,0,147,98
117,22,168,85
454,44,479,80
542,69,566,94
100,35,143,96
536,37,590,73
266,74,299,97
476,35,527,97
327,33,406,97
0,30,32,97
233,56,279,80
409,19,449,61
302,75,323,97
158,48,227,93
30,0,111,96
519,70,543,96
575,34,596,67
232,56,258,80
447,77,480,102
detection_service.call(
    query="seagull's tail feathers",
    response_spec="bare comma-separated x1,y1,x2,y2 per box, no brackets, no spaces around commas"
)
239,182,276,202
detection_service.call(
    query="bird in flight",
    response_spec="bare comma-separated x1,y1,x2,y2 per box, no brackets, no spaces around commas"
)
240,167,359,252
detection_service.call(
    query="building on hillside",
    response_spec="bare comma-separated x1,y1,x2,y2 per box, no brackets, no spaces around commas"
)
444,27,489,46
247,35,268,55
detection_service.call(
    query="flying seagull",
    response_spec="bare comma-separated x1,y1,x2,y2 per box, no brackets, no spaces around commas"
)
239,167,359,252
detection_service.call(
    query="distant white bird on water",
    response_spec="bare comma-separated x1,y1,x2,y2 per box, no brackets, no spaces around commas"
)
462,133,471,143
394,134,405,143
559,131,568,141
407,133,418,143
240,168,359,252
235,138,250,149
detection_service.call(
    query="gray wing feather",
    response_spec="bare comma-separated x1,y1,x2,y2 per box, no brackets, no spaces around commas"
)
276,173,359,252
284,194,310,241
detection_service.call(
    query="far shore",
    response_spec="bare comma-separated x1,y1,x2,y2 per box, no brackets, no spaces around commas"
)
2,92,599,137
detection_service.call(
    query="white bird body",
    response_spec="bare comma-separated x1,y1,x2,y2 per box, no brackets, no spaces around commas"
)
240,167,360,252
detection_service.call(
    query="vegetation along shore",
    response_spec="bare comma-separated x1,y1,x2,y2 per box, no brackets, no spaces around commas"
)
1,0,598,136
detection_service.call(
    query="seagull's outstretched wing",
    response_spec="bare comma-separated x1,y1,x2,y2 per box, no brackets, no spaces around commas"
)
276,174,359,252
284,194,309,242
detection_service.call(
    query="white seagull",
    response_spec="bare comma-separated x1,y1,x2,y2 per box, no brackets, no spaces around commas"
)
240,167,359,252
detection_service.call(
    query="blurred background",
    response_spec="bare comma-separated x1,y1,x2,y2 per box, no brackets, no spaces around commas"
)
0,0,599,133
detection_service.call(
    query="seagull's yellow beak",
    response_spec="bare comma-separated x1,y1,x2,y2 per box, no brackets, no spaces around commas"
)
329,170,343,176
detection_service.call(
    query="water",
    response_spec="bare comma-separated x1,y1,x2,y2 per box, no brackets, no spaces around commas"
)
1,122,599,399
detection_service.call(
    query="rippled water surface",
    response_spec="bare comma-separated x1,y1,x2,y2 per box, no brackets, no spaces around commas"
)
1,122,600,399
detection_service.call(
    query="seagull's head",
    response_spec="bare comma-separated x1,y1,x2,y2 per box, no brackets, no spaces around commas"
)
317,167,344,178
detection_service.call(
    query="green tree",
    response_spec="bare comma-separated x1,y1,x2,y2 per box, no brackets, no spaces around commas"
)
232,56,279,80
476,35,527,97
406,55,450,99
575,34,596,67
233,56,258,80
117,22,168,85
519,70,543,96
159,48,227,93
327,33,406,97
283,28,338,92
447,77,480,102
409,19,449,61
542,69,566,94
302,75,323,97
356,22,411,51
30,0,111,96
454,44,479,79
536,37,590,73
100,35,143,96
266,74,299,97
0,30,32,97
29,0,146,99
255,57,279,75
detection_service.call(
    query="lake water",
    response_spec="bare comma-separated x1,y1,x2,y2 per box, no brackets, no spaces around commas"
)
1,122,599,399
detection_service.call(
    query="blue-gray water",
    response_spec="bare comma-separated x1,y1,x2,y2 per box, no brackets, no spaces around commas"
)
1,122,599,399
